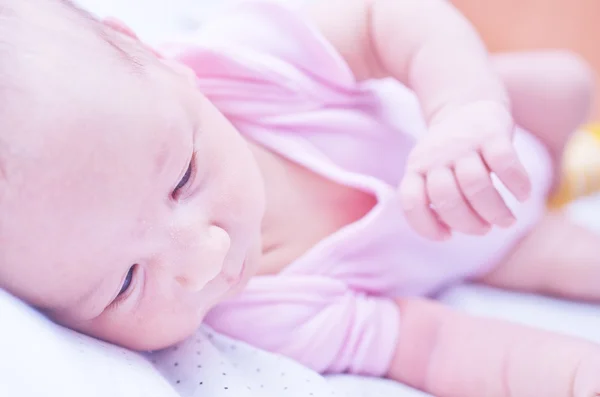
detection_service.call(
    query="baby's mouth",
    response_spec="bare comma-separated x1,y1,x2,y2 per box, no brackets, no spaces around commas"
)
221,259,246,285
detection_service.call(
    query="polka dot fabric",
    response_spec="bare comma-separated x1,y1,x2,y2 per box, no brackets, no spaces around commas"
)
328,376,430,397
148,326,356,397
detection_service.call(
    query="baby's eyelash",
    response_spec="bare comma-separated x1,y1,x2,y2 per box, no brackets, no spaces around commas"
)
107,265,138,311
175,162,192,192
172,155,195,198
118,266,135,297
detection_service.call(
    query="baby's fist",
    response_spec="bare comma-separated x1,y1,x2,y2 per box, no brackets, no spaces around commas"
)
399,101,531,240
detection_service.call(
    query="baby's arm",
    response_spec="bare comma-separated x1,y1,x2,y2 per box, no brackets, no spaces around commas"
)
307,0,531,240
491,51,594,161
391,298,600,397
307,0,506,113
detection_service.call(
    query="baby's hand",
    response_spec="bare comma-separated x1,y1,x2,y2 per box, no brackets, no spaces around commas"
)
399,101,531,240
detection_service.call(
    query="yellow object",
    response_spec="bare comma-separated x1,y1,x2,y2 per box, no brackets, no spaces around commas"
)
548,123,600,209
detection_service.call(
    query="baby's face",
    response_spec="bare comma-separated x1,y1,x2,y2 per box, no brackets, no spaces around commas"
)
0,21,265,350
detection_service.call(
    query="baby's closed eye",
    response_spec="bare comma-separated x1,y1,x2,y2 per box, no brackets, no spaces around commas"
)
117,265,135,297
108,264,139,310
172,157,194,199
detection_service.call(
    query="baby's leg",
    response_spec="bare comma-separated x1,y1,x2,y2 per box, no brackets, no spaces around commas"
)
477,53,600,299
388,298,600,397
492,51,594,163
480,211,600,302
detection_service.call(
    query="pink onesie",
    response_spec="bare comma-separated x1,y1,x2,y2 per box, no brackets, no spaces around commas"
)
164,1,552,377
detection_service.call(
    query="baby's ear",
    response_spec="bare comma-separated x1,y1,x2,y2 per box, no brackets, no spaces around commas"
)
102,17,139,40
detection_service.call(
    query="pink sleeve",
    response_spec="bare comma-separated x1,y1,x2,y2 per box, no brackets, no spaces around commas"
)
204,276,400,376
160,1,367,122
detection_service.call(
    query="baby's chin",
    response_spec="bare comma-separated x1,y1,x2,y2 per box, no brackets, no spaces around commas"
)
139,261,259,350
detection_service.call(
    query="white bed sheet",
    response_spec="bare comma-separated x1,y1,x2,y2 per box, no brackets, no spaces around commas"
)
2,1,599,396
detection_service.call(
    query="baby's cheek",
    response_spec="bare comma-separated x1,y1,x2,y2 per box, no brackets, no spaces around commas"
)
86,300,198,351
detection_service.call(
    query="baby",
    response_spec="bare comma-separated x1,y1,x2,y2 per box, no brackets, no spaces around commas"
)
1,0,600,395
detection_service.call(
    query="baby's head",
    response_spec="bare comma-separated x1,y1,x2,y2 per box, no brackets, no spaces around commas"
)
0,0,265,350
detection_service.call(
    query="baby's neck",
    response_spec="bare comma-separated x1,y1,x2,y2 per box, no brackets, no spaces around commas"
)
247,141,377,275
247,141,303,274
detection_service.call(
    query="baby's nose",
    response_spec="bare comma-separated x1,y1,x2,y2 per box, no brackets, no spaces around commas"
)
174,225,231,292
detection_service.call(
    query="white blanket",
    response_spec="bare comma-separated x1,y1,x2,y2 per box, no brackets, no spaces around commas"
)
1,1,599,396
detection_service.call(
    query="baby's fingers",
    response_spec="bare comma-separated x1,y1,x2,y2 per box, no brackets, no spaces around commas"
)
399,172,450,241
454,154,515,228
482,138,531,202
426,168,491,235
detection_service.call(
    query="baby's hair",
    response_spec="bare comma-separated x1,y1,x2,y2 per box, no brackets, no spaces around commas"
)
0,0,147,74
57,0,148,70
0,0,149,201
56,0,97,21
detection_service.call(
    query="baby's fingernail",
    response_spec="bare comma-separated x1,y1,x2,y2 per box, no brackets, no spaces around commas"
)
516,186,532,202
518,194,530,202
470,225,491,236
497,216,516,228
439,231,452,241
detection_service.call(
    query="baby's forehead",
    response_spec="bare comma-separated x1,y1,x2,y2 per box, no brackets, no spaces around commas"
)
0,90,173,310
0,60,184,221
